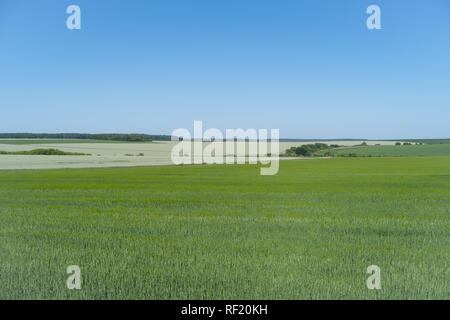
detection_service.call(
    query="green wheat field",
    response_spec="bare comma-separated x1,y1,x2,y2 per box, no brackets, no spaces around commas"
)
0,156,449,299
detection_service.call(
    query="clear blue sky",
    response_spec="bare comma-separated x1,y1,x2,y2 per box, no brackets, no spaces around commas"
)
0,0,449,139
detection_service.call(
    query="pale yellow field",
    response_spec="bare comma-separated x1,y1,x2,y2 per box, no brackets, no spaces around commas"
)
0,140,400,170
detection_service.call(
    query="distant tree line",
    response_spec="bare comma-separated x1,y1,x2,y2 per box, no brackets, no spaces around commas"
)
0,148,90,155
0,133,172,141
389,139,450,145
0,133,91,139
395,142,422,146
90,134,152,142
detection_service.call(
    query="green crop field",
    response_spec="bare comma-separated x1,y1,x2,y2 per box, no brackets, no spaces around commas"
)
0,157,449,299
322,144,450,157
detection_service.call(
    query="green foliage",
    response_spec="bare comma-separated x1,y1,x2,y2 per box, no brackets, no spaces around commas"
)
0,133,173,141
387,139,450,145
0,139,125,145
285,143,337,156
1,157,448,299
0,133,91,139
0,148,90,155
124,152,145,157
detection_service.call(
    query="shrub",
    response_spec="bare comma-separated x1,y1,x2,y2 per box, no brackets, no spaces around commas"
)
0,148,90,156
285,143,336,157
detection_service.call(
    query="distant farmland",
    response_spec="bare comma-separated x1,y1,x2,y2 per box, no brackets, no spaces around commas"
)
0,140,397,170
382,139,450,145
